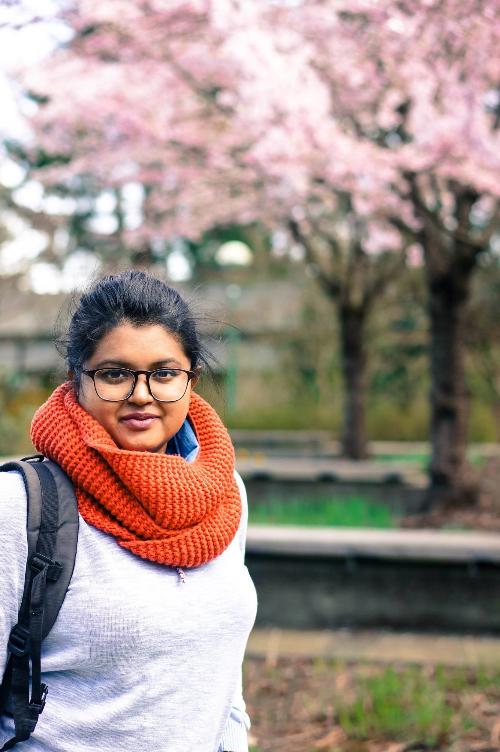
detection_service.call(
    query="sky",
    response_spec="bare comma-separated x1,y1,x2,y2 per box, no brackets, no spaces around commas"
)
0,1,67,137
0,1,86,292
0,2,257,291
0,3,199,292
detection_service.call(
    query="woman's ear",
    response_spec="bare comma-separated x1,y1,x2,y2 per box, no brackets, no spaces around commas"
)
68,370,80,401
191,367,202,390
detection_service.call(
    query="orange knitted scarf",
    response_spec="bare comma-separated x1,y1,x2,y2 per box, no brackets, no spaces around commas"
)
30,382,241,568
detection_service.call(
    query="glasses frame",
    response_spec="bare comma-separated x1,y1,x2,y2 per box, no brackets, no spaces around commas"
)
82,367,197,403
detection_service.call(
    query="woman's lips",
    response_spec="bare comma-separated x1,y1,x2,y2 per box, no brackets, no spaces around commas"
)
120,415,160,431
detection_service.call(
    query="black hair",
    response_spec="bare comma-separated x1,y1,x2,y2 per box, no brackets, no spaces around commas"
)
58,270,214,387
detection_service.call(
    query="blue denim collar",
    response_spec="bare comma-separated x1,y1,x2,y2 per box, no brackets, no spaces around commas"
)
165,417,199,462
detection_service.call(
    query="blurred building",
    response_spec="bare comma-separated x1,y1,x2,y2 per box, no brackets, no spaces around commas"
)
0,273,335,413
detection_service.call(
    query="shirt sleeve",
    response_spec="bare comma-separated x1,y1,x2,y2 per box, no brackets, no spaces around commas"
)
219,472,253,752
233,470,249,562
0,471,28,678
218,666,251,752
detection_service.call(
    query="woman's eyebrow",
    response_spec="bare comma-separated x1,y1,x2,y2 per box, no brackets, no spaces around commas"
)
93,358,183,368
151,359,183,368
92,360,130,368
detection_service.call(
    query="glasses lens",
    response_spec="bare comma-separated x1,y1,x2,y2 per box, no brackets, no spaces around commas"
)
94,368,135,401
149,369,189,402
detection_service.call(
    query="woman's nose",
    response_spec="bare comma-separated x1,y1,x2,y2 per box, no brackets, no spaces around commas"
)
129,374,153,403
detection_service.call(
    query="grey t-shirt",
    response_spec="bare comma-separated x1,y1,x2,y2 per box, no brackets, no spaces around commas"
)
0,469,258,752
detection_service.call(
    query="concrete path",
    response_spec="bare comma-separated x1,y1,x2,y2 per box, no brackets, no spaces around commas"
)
236,455,426,485
247,628,500,667
247,525,500,562
231,433,500,456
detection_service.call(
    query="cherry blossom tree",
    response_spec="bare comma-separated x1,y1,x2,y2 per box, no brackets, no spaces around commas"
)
6,0,500,501
8,0,409,459
281,0,500,506
240,0,500,499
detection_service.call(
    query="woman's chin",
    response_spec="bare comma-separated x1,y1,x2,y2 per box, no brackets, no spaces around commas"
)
114,431,167,454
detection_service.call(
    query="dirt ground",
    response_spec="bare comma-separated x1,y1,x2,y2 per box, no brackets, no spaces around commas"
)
243,655,500,752
401,457,500,532
243,457,500,752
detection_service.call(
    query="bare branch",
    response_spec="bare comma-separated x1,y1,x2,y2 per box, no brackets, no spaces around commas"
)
405,171,491,252
388,215,422,244
364,250,407,305
288,218,341,298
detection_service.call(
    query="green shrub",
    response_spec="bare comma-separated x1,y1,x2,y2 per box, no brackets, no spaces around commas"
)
0,379,50,457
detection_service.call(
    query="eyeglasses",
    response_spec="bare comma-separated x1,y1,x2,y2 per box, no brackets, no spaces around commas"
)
82,367,196,403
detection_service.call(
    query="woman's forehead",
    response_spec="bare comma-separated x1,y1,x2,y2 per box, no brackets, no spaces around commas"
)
88,322,187,367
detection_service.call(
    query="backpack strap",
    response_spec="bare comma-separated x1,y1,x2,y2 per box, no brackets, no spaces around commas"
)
27,459,80,640
0,457,79,750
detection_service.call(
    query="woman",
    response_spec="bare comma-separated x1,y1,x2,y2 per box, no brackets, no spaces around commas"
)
0,270,258,752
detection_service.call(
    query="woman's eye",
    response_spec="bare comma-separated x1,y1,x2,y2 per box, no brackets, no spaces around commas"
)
153,369,178,381
100,369,130,382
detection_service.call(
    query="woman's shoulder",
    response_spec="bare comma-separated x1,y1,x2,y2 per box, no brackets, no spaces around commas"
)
233,469,247,513
0,470,29,676
233,469,248,557
0,470,29,605
0,469,28,531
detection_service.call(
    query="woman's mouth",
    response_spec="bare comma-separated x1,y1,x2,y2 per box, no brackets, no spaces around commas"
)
120,413,160,431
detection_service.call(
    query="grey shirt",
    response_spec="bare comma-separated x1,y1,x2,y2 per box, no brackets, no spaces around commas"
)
0,469,258,752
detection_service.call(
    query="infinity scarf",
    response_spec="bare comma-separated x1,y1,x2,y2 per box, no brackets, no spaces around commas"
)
30,382,241,568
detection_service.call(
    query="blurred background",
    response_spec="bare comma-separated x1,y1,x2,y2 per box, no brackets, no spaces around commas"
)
1,1,500,750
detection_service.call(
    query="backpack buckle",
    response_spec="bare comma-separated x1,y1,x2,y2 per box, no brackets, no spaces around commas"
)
30,683,48,714
29,552,63,582
8,623,30,657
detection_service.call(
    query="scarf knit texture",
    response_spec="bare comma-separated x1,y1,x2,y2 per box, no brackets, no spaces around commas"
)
30,382,241,568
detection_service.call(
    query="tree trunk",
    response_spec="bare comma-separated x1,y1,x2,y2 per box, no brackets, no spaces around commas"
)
425,256,479,508
338,303,369,459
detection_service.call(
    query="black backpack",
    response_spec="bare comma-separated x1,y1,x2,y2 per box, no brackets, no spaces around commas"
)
0,456,79,751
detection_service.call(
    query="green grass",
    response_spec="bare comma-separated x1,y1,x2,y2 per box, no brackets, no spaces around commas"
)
433,663,500,693
374,452,429,470
373,449,487,470
375,452,428,462
244,656,500,751
333,664,479,745
248,495,397,528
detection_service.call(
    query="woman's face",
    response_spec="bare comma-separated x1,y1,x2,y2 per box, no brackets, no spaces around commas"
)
77,322,198,453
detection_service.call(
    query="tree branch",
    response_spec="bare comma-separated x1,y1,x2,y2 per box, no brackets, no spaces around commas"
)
364,251,407,305
288,218,341,299
405,171,491,252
